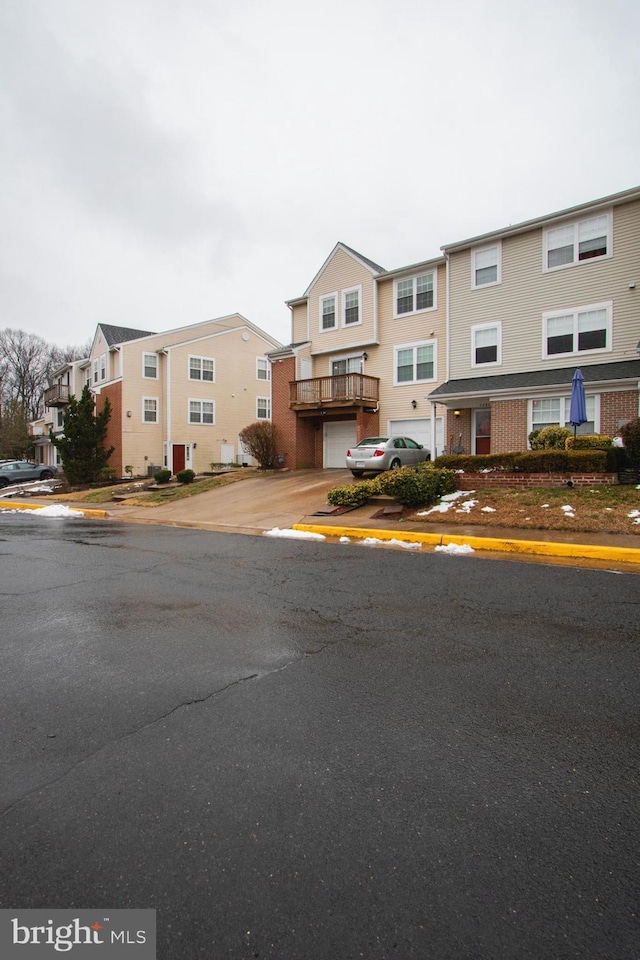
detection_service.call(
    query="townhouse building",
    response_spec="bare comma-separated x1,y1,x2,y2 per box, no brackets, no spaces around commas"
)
271,243,448,469
430,186,640,454
87,316,282,477
34,316,281,478
32,357,91,469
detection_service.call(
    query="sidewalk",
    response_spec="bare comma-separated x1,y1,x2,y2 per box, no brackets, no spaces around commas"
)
2,468,639,566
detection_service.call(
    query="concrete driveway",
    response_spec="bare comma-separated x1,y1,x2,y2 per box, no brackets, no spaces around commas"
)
115,469,355,534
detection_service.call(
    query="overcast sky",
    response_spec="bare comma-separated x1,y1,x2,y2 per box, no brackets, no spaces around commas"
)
1,0,639,350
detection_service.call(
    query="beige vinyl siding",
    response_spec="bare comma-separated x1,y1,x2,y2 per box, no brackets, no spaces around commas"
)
448,199,640,380
291,303,309,344
117,323,274,476
307,247,377,353
375,264,448,422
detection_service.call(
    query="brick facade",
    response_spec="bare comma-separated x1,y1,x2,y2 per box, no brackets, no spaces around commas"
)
491,399,530,453
95,382,122,478
600,389,640,436
455,472,618,489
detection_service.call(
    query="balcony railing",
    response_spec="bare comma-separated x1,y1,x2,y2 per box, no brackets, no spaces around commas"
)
290,374,379,409
44,384,71,406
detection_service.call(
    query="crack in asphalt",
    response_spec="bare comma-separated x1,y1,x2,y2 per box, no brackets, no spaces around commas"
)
0,637,343,820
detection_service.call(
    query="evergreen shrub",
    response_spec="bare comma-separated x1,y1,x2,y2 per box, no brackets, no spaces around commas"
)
620,417,640,463
327,481,377,508
153,469,172,484
376,464,456,507
566,434,612,450
176,469,196,484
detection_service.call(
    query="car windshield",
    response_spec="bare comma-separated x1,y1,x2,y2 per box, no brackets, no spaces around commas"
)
357,437,388,447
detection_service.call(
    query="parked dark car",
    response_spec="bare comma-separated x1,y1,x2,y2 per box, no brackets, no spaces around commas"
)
346,436,430,477
0,461,57,487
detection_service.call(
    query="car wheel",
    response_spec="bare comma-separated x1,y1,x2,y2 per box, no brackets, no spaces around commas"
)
351,470,364,477
0,479,8,489
40,470,54,480
390,458,402,470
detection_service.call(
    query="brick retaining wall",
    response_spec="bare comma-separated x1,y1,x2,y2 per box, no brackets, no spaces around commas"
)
454,473,618,490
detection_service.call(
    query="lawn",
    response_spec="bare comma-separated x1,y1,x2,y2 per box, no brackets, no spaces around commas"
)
53,469,258,506
408,485,640,535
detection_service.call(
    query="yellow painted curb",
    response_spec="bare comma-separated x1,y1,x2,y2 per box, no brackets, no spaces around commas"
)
0,500,109,519
292,523,640,565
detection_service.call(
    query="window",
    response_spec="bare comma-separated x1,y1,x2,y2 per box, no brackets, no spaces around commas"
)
320,293,337,331
256,397,271,419
343,287,361,326
143,398,158,423
143,353,158,379
543,301,611,358
189,356,215,381
531,395,597,435
394,272,436,316
394,340,436,385
332,356,362,376
100,354,106,381
472,244,501,288
472,323,501,366
544,212,611,270
189,399,215,424
56,409,64,429
92,359,99,384
257,358,270,381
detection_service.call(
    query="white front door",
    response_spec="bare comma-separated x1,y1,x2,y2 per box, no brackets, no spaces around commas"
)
220,443,235,464
323,420,357,468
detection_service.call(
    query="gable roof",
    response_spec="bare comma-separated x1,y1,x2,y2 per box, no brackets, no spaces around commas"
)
289,242,386,303
98,324,157,347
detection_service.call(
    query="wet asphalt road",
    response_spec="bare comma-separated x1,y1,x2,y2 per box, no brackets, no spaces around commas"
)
0,514,639,960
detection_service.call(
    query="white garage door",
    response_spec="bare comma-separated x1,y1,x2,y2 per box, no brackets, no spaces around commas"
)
324,420,358,468
388,418,444,458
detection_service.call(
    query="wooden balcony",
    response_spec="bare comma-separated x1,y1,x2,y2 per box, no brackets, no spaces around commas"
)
290,374,379,414
44,384,71,406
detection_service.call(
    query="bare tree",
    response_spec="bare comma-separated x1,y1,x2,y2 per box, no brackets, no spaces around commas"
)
0,329,91,456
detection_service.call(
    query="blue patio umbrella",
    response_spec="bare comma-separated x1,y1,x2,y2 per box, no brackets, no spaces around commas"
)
569,368,587,438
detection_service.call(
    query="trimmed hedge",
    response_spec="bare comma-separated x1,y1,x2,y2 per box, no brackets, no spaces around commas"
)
435,449,624,473
153,469,172,484
327,465,456,509
566,434,612,450
327,481,377,508
375,463,456,507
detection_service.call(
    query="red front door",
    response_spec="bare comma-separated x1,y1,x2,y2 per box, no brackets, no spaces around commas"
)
172,445,186,473
474,410,491,455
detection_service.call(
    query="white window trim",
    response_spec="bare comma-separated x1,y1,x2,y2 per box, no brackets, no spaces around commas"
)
342,284,363,328
393,338,437,387
393,271,437,318
542,300,612,360
142,352,158,379
256,396,271,420
528,394,600,436
319,291,338,333
100,353,107,381
329,352,363,375
188,354,215,382
256,357,271,381
92,359,99,384
471,241,502,290
542,209,613,273
142,396,159,424
188,398,215,425
471,322,502,368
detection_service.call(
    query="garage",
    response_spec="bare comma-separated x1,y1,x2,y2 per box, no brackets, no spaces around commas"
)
324,420,358,468
388,417,444,458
